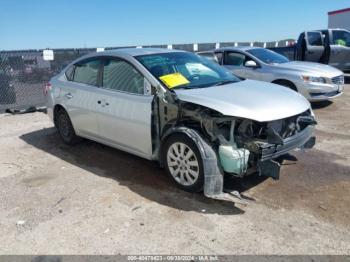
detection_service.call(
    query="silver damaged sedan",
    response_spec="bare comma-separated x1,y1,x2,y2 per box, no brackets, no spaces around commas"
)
45,48,316,201
198,47,345,102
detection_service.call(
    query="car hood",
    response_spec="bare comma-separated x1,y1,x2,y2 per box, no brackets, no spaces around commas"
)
174,80,311,122
274,61,343,77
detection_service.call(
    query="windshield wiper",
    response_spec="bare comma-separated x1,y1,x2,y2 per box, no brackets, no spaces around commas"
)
171,85,195,90
172,83,212,89
172,80,236,90
214,80,237,86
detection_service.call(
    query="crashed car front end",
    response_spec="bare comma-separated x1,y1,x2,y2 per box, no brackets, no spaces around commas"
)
176,102,316,180
155,97,316,202
135,50,316,202
219,110,316,180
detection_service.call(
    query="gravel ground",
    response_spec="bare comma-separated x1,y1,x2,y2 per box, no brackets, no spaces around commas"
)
0,85,349,255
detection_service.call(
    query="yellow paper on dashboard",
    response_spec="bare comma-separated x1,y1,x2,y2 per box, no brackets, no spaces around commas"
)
159,73,190,89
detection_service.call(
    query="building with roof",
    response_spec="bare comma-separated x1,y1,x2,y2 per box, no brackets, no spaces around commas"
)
328,8,350,30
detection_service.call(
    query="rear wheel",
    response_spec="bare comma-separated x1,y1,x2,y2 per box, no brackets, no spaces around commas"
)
162,134,204,192
56,109,81,145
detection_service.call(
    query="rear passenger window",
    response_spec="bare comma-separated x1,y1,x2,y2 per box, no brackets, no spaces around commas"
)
199,52,218,63
102,59,144,94
307,32,323,46
215,52,223,64
65,66,74,81
73,59,100,86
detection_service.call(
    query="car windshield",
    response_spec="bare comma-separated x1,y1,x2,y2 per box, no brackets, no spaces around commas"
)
136,52,240,90
247,48,289,64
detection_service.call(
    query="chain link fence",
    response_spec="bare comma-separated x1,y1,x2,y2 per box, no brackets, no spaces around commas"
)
0,40,295,113
0,48,95,113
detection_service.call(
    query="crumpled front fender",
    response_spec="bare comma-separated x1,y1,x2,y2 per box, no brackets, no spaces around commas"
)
160,127,224,197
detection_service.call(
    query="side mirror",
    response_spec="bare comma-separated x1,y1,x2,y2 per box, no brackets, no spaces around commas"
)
244,60,258,68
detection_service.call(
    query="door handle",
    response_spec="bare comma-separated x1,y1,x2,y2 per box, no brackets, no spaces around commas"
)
65,93,73,99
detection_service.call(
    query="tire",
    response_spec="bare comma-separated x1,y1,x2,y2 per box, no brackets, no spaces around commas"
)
56,109,82,145
162,134,204,193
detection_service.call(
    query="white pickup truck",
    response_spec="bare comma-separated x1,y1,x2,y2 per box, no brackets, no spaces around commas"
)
294,29,350,72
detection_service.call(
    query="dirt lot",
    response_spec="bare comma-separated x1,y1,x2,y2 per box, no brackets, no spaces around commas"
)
0,86,349,255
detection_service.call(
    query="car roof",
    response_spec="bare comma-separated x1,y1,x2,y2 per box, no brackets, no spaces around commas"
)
93,47,185,57
65,48,187,72
72,48,186,64
214,46,262,52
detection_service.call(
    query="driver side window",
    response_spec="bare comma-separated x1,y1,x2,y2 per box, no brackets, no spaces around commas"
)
102,59,144,95
224,52,253,67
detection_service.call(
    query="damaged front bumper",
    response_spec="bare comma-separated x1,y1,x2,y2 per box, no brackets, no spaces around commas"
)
257,125,315,180
218,124,316,181
260,125,315,161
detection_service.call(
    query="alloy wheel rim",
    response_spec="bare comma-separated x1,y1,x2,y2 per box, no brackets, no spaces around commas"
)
166,142,199,186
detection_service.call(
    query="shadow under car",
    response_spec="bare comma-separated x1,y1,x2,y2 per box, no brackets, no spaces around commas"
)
19,127,273,215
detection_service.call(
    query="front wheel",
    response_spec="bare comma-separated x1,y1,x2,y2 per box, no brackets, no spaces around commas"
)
162,134,204,192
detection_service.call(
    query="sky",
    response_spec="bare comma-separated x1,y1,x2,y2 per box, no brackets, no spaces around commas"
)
0,0,349,50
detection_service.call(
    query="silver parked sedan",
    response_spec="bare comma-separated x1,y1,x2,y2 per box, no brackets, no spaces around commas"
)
198,47,345,102
46,48,316,201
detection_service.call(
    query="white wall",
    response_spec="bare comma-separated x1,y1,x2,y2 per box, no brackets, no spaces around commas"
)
328,11,350,30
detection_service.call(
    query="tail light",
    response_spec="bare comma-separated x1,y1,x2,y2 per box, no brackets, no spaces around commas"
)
44,82,52,95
